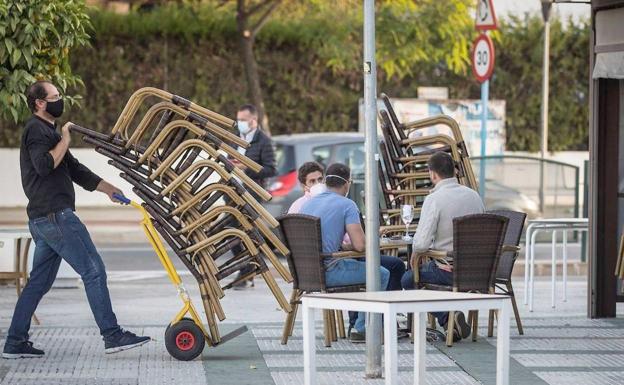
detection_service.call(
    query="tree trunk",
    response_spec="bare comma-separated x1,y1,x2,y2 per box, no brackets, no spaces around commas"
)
236,2,271,134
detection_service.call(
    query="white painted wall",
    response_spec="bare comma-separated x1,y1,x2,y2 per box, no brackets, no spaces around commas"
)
0,148,141,208
0,148,590,208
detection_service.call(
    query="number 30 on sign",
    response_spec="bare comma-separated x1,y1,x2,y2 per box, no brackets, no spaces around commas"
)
471,34,495,83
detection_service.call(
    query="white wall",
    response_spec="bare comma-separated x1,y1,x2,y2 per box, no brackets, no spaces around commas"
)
0,148,141,207
0,148,590,208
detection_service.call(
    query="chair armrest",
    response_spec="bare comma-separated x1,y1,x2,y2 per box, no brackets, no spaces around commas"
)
502,245,521,253
321,251,366,260
410,249,450,284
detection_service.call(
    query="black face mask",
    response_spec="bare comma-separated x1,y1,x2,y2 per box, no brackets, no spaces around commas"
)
45,99,64,118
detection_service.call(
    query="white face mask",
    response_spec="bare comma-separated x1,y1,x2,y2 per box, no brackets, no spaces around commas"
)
309,183,327,196
237,120,251,135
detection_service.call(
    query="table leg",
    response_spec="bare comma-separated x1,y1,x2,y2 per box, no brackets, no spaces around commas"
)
496,300,511,385
529,229,540,312
551,230,557,309
524,224,534,305
414,312,426,385
303,304,316,385
562,229,568,302
384,309,398,385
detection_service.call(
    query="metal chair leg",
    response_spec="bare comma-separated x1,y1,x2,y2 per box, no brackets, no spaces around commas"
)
508,282,524,335
336,310,346,339
428,313,436,329
471,311,478,342
329,310,338,342
281,290,299,345
446,311,455,347
487,309,495,337
323,310,332,347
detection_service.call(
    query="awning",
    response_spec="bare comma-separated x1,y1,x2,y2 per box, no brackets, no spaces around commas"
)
592,51,624,79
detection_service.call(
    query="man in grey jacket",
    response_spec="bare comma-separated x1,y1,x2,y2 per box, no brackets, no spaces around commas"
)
401,151,485,341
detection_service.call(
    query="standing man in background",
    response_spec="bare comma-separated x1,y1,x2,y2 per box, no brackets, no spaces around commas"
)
2,81,150,359
231,104,277,289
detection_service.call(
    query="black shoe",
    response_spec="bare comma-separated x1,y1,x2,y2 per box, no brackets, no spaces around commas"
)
104,329,150,354
453,312,471,340
232,277,255,290
349,330,366,343
2,341,44,359
425,328,445,342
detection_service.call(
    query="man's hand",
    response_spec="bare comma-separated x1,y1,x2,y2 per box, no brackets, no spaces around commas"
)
96,180,124,203
230,158,248,171
61,122,72,144
49,122,72,168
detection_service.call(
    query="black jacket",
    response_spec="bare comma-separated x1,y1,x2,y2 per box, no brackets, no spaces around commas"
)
20,115,102,219
241,128,277,188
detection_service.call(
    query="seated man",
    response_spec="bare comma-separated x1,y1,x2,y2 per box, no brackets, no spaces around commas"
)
300,163,404,343
288,161,325,214
401,151,485,341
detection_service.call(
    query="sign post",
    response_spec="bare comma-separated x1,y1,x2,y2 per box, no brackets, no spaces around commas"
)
472,0,497,198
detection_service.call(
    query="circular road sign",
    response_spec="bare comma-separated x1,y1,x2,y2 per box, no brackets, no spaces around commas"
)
471,34,495,83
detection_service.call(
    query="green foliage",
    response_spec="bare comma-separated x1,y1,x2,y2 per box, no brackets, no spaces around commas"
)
0,0,91,123
0,4,589,152
492,16,590,151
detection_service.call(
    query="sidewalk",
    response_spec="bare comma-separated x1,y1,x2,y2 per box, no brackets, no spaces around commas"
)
1,273,623,385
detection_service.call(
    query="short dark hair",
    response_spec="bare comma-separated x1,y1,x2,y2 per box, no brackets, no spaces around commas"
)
427,151,455,179
297,161,324,184
27,81,50,113
325,163,351,188
238,104,258,116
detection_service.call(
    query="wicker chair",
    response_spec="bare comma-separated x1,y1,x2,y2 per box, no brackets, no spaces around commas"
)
411,213,508,346
278,214,366,347
487,210,527,336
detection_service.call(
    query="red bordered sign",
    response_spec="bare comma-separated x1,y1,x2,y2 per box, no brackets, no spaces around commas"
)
475,0,498,31
471,34,495,83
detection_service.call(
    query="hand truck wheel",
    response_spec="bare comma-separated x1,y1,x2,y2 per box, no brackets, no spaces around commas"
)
165,318,205,361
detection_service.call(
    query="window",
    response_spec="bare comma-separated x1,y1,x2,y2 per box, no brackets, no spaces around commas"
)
311,145,331,168
333,142,365,179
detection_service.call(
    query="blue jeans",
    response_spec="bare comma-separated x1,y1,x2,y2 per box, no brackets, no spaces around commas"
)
5,209,120,346
325,259,390,333
401,260,453,326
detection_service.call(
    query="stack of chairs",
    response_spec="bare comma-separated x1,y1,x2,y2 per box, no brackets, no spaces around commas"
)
70,87,293,346
376,93,479,255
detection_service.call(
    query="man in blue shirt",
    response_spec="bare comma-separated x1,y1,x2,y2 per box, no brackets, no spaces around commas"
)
301,163,405,342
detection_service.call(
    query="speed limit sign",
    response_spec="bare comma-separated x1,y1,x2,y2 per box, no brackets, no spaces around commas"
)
471,34,495,83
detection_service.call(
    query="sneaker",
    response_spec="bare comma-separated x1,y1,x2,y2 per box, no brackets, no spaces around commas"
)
425,328,445,342
349,330,366,343
104,329,151,354
453,312,471,340
2,341,44,359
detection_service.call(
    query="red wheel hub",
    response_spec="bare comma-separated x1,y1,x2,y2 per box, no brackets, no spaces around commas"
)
175,331,195,351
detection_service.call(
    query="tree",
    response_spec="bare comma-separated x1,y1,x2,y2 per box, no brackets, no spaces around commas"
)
291,0,474,80
0,0,91,123
234,0,281,133
491,15,589,151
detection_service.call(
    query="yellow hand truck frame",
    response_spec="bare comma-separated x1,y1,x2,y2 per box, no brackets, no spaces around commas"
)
113,194,246,360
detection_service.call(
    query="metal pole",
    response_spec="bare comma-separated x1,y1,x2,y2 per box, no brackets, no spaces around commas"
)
479,79,489,198
539,1,552,215
363,0,382,377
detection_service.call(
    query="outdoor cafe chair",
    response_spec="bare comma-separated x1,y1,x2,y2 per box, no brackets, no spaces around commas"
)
278,214,368,347
411,213,508,346
486,210,527,336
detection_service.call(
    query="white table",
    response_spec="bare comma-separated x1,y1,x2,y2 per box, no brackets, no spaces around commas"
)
523,218,588,312
302,291,512,385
